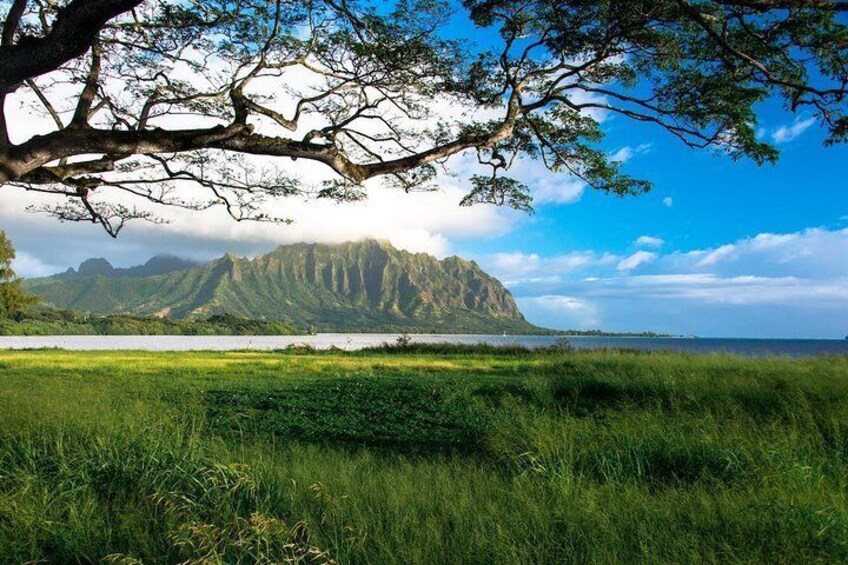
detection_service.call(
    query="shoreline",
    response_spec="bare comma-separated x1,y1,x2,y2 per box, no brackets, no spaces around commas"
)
1,333,846,357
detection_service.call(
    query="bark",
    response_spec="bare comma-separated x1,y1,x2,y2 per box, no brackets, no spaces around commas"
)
0,118,518,185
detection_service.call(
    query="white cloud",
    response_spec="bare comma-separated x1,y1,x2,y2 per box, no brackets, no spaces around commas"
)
617,251,657,271
488,252,544,277
749,232,798,249
486,250,616,284
532,175,587,205
635,236,664,248
610,147,633,163
771,116,816,144
153,182,513,258
577,274,848,307
694,244,737,267
610,143,652,163
11,251,63,279
494,156,586,205
663,197,674,208
563,88,613,124
675,228,848,278
517,295,601,329
0,179,517,268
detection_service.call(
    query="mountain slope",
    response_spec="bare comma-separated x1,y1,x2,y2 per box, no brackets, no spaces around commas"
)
26,241,541,333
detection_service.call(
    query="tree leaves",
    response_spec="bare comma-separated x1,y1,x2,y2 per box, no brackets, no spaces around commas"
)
0,0,846,234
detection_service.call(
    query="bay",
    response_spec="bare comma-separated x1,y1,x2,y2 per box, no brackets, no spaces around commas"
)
0,334,847,357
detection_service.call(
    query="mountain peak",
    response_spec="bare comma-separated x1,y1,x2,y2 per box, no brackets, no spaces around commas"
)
145,254,183,265
271,239,391,251
77,258,115,277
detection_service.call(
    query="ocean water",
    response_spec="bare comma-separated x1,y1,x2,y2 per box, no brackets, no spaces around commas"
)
0,334,846,357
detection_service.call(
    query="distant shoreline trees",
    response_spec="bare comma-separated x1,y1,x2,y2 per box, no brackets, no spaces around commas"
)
0,231,37,319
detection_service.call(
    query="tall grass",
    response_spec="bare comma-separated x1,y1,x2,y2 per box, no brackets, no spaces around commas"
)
0,349,847,563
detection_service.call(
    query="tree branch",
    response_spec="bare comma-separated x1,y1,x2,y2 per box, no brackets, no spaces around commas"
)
1,0,27,47
70,38,102,128
678,0,847,100
0,0,142,92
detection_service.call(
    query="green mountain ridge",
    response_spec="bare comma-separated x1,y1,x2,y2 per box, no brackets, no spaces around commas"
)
25,240,542,333
68,254,201,278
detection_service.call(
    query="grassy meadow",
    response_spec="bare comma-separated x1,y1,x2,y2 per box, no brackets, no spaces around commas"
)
1,347,847,563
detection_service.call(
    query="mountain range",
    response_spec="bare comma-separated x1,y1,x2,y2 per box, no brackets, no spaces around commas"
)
25,240,542,333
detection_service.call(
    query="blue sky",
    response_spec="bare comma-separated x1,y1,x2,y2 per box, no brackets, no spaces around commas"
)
464,107,848,258
451,108,848,338
439,1,848,253
1,2,846,338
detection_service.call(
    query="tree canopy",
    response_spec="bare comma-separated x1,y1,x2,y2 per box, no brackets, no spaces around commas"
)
0,0,846,235
0,231,37,319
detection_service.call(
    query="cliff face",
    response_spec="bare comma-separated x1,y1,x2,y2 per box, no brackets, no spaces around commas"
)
25,240,538,333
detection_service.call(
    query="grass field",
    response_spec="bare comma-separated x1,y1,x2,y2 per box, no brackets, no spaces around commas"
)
1,347,847,564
